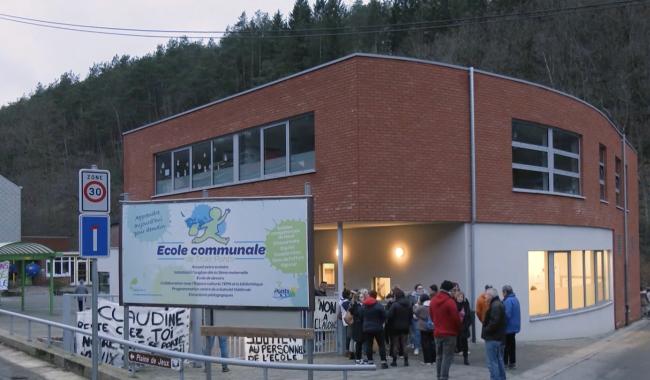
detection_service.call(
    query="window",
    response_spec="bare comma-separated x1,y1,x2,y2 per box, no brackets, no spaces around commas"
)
512,120,581,195
46,257,73,278
290,114,315,172
173,148,190,190
264,123,287,175
213,136,234,185
154,112,315,195
320,263,335,285
192,141,211,188
155,152,172,194
98,272,110,294
615,157,622,206
528,250,611,317
599,145,607,201
373,277,391,301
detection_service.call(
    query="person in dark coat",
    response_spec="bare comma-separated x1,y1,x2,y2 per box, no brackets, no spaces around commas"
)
349,289,367,363
362,290,389,368
482,287,507,380
386,288,412,366
455,290,471,365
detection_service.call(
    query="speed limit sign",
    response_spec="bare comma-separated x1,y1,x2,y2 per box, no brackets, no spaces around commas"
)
79,168,110,213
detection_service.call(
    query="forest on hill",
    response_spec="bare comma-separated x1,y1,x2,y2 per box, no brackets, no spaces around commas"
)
0,0,648,279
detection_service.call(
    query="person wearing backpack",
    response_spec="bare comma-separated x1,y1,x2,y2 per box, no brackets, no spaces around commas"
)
414,293,435,364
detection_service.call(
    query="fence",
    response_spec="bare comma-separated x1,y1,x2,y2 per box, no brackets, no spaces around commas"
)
0,306,374,380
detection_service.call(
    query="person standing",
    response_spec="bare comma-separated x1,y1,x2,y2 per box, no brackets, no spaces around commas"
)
455,290,471,365
430,280,462,380
502,285,521,370
362,290,389,369
315,281,328,296
387,288,411,367
482,287,507,380
74,280,88,312
409,284,425,355
350,289,367,363
475,284,492,324
414,293,435,364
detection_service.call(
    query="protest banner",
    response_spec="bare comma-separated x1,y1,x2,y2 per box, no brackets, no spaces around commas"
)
76,299,189,369
314,297,338,331
0,261,8,291
245,337,304,362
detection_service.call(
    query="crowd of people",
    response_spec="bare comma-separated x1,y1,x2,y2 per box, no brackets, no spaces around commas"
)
338,281,521,380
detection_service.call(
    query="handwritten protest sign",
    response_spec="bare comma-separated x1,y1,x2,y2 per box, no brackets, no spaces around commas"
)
0,261,8,291
314,297,338,331
76,299,189,369
245,337,304,362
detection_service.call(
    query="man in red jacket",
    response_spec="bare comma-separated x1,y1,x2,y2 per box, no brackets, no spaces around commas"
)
430,280,462,380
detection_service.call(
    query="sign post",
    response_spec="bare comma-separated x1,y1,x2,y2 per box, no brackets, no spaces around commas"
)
78,165,110,380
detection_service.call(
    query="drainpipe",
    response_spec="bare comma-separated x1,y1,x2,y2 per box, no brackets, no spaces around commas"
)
469,67,478,342
622,135,629,326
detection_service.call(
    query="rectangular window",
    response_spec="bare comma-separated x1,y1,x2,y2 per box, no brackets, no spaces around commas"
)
290,114,315,172
596,250,604,302
604,252,610,300
320,263,335,285
528,251,549,316
239,129,261,181
191,141,212,188
584,250,595,306
263,123,287,175
46,257,72,278
571,250,585,309
599,145,607,201
553,251,570,311
213,136,234,185
173,148,190,190
155,152,172,194
615,157,622,206
512,120,580,195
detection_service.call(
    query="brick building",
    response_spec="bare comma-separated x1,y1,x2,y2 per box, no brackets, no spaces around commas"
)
122,54,640,340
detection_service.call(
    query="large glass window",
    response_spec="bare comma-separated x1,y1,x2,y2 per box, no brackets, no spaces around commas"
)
604,252,610,300
192,141,211,188
239,129,261,181
512,120,581,195
599,145,607,201
264,124,287,175
528,251,549,316
155,152,172,194
290,114,315,172
213,136,234,185
585,250,595,306
571,250,584,309
173,149,190,190
554,252,570,311
596,250,604,302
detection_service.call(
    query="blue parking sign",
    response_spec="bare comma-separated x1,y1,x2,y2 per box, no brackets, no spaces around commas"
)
79,214,110,257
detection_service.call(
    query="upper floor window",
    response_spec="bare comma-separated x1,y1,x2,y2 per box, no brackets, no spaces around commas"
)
599,145,607,201
615,157,622,206
154,113,315,195
512,120,581,196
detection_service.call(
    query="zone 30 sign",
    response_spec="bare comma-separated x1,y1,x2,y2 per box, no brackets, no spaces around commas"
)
79,169,110,213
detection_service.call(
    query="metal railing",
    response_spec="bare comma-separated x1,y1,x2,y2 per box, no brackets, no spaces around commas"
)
0,307,374,380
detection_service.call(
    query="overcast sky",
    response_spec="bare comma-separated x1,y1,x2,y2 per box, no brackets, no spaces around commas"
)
0,1,304,108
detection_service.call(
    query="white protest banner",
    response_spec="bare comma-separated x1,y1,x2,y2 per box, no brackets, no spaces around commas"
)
76,299,189,369
245,337,304,362
314,297,338,331
0,261,9,291
121,198,311,308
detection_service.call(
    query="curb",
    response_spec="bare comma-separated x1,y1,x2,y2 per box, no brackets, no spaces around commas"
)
511,319,650,380
0,327,132,380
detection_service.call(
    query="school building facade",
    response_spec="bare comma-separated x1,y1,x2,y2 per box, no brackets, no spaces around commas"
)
122,54,640,341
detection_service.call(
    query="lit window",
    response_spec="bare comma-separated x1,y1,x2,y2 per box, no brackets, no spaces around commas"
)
554,252,570,311
239,129,261,181
528,251,549,316
321,263,335,285
599,145,607,201
596,250,604,302
373,277,392,301
512,120,581,195
571,250,584,309
290,114,315,172
585,250,595,306
191,141,211,188
263,123,287,175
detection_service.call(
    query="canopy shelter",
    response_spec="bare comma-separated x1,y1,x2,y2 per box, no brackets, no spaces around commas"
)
0,242,59,315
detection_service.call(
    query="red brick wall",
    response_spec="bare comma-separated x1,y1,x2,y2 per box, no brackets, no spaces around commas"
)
122,54,640,327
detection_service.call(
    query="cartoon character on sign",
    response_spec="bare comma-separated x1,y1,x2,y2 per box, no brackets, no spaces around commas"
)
184,205,231,245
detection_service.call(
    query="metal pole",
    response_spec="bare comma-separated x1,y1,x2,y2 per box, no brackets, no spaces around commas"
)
336,222,344,355
122,192,131,371
91,258,99,380
468,67,478,343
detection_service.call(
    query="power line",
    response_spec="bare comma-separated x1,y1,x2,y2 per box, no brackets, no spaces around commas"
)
0,0,647,40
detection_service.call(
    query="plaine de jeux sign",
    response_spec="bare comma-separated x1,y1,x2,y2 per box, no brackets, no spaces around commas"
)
121,197,311,309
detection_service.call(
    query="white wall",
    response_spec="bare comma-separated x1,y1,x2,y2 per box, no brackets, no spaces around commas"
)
313,223,469,294
0,175,21,242
97,248,120,297
474,223,614,341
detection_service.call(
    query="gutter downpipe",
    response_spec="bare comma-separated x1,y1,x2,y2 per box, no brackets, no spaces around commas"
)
469,67,478,343
623,135,629,326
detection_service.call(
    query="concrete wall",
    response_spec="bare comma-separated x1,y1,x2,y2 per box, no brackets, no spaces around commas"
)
0,175,21,242
474,223,614,340
313,223,469,294
97,248,120,297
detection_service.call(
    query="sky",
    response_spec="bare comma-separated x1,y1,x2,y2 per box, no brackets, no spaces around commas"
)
0,1,303,108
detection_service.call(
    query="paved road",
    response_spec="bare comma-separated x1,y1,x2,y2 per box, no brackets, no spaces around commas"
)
0,343,84,380
550,319,650,379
